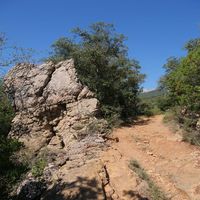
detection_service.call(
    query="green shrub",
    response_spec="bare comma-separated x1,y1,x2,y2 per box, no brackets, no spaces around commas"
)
182,131,200,146
31,158,47,177
0,80,28,200
100,105,123,127
156,95,172,112
0,80,14,136
138,100,162,117
163,111,175,124
164,109,200,146
138,102,154,116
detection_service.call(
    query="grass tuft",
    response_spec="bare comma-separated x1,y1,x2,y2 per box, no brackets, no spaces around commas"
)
129,160,168,200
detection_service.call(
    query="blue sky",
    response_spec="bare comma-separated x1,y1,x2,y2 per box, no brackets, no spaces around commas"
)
0,0,199,90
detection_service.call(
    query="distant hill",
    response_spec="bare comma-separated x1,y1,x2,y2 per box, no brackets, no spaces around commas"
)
140,89,164,99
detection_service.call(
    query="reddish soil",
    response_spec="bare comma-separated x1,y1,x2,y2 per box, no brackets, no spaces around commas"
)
101,115,200,200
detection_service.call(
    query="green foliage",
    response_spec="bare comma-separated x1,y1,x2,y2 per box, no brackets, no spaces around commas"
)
140,89,164,99
139,89,167,116
184,38,200,52
47,22,144,124
161,45,200,110
182,130,200,146
163,110,176,124
161,38,200,145
129,160,168,200
0,80,27,200
0,79,16,168
0,80,14,135
156,95,172,112
0,33,38,199
138,102,155,117
31,158,47,177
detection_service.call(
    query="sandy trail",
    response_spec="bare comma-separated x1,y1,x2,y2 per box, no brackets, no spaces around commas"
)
100,115,200,200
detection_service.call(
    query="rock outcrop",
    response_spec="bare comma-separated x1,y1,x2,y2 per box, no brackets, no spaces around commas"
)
4,59,109,199
4,59,108,153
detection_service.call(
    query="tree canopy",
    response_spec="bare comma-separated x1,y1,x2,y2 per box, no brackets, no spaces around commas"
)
48,22,145,123
160,38,200,145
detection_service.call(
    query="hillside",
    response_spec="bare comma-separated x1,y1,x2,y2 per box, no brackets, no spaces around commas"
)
140,89,164,99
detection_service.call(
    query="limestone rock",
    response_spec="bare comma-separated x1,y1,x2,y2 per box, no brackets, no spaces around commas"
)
4,59,108,154
5,59,109,199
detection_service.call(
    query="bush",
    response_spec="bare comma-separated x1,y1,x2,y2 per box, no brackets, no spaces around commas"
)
31,159,47,177
138,98,162,117
0,80,14,136
156,95,172,112
163,111,176,124
138,102,154,117
0,80,28,200
182,131,200,146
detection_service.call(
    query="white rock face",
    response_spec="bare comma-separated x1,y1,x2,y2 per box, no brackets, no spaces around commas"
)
4,59,108,153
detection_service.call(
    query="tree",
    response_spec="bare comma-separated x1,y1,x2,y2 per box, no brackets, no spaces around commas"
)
48,22,145,123
161,40,200,110
160,38,200,145
184,38,200,52
0,32,36,72
159,57,181,106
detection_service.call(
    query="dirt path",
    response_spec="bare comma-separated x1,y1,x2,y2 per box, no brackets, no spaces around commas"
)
100,115,200,200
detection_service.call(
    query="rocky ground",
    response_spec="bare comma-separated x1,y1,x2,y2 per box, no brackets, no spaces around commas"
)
23,114,200,200
100,115,200,200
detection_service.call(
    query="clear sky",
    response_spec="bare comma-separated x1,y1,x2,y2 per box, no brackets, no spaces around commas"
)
0,0,199,90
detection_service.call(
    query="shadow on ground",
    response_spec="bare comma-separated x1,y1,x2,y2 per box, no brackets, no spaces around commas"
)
43,181,150,200
42,176,104,200
133,118,151,126
123,190,149,200
121,118,151,127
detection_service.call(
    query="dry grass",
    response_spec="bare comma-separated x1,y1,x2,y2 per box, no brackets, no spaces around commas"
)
129,160,168,200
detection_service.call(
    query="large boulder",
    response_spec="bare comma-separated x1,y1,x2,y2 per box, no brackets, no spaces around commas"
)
4,59,109,199
4,59,108,154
